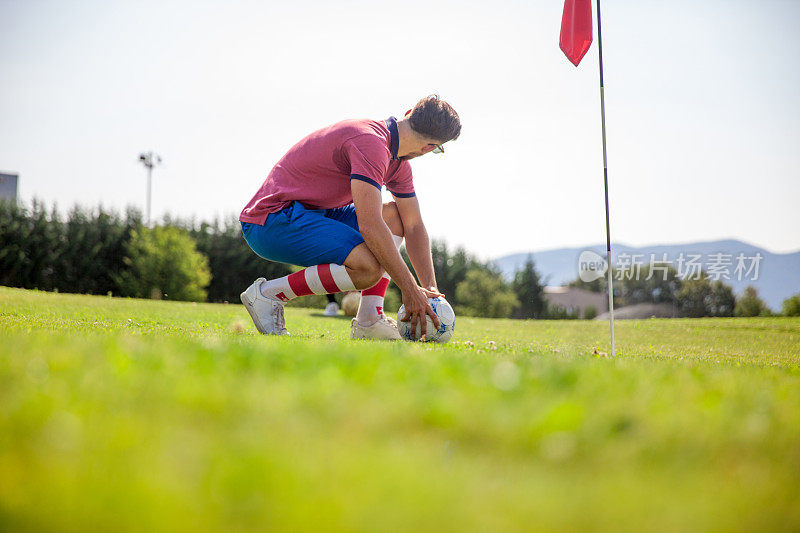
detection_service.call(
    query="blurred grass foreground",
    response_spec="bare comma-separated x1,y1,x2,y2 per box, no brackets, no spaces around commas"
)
1,286,799,532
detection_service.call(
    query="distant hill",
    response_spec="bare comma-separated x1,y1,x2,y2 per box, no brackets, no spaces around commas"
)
493,240,800,311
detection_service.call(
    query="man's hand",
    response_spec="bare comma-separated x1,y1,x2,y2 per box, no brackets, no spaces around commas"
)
420,287,443,298
399,285,443,338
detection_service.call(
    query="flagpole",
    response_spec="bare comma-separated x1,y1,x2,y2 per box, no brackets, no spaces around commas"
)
595,0,615,356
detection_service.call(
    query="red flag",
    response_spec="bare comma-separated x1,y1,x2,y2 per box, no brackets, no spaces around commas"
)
560,0,593,66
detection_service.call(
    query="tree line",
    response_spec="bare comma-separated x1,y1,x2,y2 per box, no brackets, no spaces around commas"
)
0,200,290,303
2,199,799,318
568,263,796,318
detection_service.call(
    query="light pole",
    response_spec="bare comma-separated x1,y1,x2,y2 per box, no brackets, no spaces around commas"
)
138,151,162,226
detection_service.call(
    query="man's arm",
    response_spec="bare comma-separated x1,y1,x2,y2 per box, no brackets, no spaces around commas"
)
351,180,416,290
351,180,440,334
393,195,438,292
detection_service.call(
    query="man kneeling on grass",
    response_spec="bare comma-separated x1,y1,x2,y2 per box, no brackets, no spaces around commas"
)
239,95,462,340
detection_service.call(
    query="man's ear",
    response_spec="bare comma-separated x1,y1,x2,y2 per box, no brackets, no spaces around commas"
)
404,109,412,117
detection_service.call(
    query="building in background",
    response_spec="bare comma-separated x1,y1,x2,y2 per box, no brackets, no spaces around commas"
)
543,286,608,319
0,172,19,201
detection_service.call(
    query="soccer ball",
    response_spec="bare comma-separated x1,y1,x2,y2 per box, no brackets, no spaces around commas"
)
397,297,455,343
341,291,360,317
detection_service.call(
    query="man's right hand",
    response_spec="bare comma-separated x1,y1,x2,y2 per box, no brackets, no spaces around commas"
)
399,285,443,338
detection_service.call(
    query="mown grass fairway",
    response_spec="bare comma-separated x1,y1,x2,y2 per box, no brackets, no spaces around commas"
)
1,286,799,532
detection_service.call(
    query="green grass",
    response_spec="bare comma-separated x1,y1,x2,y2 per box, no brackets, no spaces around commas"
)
1,286,799,532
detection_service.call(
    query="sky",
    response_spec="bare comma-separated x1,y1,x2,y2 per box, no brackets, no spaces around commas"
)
1,0,798,259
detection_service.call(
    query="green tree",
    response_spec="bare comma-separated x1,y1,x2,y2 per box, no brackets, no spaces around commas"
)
677,274,736,318
735,286,770,317
708,281,736,317
0,199,33,288
782,293,800,317
0,199,63,291
56,206,142,295
116,226,211,302
186,217,291,303
400,239,483,309
630,264,682,306
455,268,518,318
512,256,546,318
677,277,712,318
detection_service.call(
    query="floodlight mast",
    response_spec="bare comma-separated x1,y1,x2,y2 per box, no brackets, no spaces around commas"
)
138,151,162,226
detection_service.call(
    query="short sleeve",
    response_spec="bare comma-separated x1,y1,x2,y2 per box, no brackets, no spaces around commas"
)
385,161,415,198
344,135,389,189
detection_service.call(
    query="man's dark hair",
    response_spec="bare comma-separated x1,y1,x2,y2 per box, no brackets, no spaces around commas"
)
408,94,461,143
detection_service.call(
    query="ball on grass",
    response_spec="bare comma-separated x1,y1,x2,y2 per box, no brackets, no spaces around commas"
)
342,291,360,317
397,297,455,343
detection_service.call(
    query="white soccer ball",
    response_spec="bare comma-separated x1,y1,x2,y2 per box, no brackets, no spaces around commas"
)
341,291,360,317
397,297,455,343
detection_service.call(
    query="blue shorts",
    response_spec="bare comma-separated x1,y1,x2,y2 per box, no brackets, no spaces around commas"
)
241,201,364,267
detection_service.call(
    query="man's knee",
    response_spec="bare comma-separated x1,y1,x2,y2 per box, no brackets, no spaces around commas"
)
382,201,404,237
358,269,384,290
343,243,384,289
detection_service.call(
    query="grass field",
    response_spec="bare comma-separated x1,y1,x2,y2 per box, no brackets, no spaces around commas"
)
1,286,799,532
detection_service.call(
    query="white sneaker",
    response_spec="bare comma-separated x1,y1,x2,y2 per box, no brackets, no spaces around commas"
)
240,278,289,336
350,315,401,340
323,301,340,316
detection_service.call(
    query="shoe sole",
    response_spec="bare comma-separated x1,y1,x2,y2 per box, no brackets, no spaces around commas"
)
350,329,401,341
240,291,268,334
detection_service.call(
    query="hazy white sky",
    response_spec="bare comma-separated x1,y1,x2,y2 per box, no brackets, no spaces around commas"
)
1,0,798,258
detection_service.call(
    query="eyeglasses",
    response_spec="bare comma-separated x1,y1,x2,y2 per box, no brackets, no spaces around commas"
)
431,144,444,154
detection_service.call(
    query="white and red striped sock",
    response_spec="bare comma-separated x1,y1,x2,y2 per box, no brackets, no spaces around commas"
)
259,264,356,303
357,274,391,325
356,234,403,325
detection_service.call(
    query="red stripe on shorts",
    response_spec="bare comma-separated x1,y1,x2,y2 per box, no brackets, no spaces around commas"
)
288,269,312,296
317,264,340,293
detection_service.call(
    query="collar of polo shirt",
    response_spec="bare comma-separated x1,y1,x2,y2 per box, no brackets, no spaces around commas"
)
384,116,400,161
